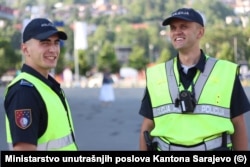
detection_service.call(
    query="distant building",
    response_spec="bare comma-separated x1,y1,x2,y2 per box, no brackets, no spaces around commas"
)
115,46,132,65
94,0,109,6
0,5,14,20
92,0,127,17
221,0,250,14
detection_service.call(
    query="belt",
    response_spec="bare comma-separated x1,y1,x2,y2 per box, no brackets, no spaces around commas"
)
153,135,231,151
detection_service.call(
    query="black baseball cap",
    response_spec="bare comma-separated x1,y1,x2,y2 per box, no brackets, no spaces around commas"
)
162,8,204,27
22,18,67,43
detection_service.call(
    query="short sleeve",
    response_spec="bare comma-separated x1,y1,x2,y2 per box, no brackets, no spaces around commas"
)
139,88,154,120
230,76,250,118
4,84,45,146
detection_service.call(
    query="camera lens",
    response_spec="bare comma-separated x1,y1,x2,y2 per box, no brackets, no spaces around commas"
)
181,91,187,97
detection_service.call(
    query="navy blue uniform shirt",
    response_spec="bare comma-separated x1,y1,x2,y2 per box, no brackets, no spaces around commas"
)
139,50,250,119
4,64,68,146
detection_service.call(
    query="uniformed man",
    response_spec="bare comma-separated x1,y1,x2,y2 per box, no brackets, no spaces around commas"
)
139,8,250,151
4,18,78,150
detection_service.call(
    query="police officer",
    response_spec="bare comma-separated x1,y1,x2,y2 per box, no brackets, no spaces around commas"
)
4,18,78,150
139,8,250,151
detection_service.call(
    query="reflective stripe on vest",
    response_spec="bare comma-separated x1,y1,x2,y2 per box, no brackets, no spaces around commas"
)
153,135,231,151
153,104,230,118
8,133,74,150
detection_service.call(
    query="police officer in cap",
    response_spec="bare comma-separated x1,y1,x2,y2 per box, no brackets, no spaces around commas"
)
139,8,250,151
4,18,78,150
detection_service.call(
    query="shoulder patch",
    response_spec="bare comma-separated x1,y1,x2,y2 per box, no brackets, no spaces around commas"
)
20,79,33,87
15,109,32,129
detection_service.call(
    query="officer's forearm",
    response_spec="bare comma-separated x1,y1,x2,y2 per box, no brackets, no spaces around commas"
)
139,132,148,151
13,142,37,151
139,117,154,151
231,114,248,150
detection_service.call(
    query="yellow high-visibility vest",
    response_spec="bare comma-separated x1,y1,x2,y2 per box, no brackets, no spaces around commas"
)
146,56,237,149
5,72,77,150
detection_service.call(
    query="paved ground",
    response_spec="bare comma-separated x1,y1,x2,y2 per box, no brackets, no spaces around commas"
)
0,87,249,150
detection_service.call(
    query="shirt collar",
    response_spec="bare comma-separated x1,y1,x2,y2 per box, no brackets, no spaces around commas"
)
21,64,60,88
177,49,206,73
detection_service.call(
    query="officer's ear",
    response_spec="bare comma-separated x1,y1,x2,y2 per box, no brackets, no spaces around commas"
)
197,26,204,39
21,42,30,56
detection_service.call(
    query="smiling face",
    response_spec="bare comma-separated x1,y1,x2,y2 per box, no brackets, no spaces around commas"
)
21,34,61,78
169,18,204,53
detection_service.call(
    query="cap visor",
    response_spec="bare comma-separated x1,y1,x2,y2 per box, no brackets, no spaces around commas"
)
34,30,67,41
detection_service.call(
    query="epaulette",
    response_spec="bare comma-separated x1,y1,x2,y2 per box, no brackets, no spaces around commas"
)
20,79,34,87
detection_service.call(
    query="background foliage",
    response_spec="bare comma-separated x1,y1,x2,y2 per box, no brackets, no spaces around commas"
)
0,0,249,76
